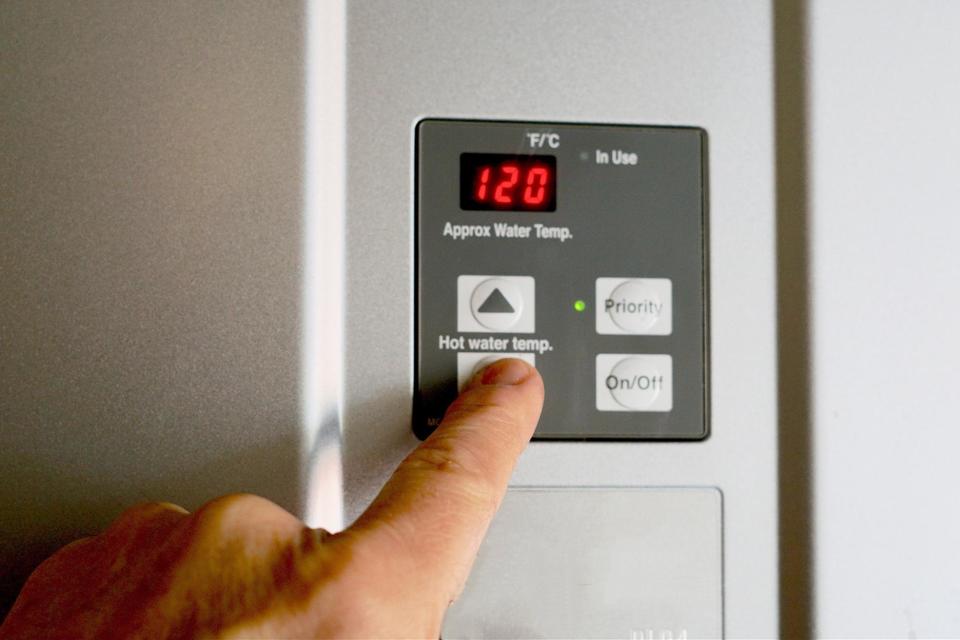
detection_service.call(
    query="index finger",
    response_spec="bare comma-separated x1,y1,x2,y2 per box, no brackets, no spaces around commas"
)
344,358,543,603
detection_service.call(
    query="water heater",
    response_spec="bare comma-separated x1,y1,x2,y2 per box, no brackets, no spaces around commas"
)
2,1,781,636
7,0,960,635
331,3,778,636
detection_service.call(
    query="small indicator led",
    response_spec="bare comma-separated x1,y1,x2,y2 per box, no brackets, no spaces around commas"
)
574,300,586,312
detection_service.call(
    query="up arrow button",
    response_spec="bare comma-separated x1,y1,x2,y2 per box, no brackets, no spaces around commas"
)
457,275,535,333
477,288,515,314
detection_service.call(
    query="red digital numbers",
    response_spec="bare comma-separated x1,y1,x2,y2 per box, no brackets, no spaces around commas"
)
492,164,519,204
461,154,556,211
523,167,549,205
476,167,491,201
474,162,553,207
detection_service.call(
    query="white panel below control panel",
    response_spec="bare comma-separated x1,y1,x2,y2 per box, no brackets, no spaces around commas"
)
443,487,723,639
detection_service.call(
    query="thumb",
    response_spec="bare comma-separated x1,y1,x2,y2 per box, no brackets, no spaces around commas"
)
344,358,543,606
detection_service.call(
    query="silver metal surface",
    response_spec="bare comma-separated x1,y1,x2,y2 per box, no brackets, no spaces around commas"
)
344,1,778,635
0,0,337,610
6,1,960,634
2,0,779,632
444,487,724,639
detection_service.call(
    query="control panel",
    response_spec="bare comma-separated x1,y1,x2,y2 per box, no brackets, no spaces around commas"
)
415,120,708,440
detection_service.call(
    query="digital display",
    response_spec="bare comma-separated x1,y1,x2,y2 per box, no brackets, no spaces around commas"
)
460,153,556,211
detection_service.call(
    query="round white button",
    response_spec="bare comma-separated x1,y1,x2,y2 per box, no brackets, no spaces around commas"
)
469,355,501,380
605,357,664,409
470,278,523,331
605,280,663,333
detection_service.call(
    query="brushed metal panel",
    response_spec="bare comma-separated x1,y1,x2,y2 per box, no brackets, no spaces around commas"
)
345,1,778,635
0,1,311,612
444,488,723,639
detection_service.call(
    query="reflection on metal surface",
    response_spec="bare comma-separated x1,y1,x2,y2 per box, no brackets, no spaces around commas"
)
301,0,345,532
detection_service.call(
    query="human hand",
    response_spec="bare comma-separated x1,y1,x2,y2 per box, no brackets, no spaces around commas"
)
0,358,544,639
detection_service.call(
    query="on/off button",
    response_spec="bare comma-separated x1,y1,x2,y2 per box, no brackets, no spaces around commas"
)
596,354,673,412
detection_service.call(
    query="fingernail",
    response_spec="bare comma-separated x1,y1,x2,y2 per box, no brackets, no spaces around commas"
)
478,358,534,386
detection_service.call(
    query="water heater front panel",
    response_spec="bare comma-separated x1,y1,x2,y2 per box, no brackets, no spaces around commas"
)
343,2,777,635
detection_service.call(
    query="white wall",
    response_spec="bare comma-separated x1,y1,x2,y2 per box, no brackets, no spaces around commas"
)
810,1,960,635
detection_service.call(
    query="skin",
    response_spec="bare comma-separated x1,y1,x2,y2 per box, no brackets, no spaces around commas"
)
0,358,544,639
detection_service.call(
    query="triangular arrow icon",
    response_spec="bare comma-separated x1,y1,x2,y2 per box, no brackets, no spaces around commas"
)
477,288,515,314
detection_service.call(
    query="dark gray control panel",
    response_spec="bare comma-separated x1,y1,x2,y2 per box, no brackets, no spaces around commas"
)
415,120,708,440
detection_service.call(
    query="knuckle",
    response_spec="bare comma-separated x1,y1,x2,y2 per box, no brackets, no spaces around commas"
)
185,493,271,541
403,438,498,509
193,492,274,521
115,501,186,522
405,440,474,477
181,494,310,561
105,501,188,537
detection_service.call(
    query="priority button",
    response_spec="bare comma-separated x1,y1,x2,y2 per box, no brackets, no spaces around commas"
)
595,277,672,335
458,275,535,333
607,280,662,332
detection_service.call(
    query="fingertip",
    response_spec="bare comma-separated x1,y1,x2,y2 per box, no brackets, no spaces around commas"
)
456,358,544,435
466,357,541,389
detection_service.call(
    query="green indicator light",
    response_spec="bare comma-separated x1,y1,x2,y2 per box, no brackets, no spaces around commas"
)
573,300,586,312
